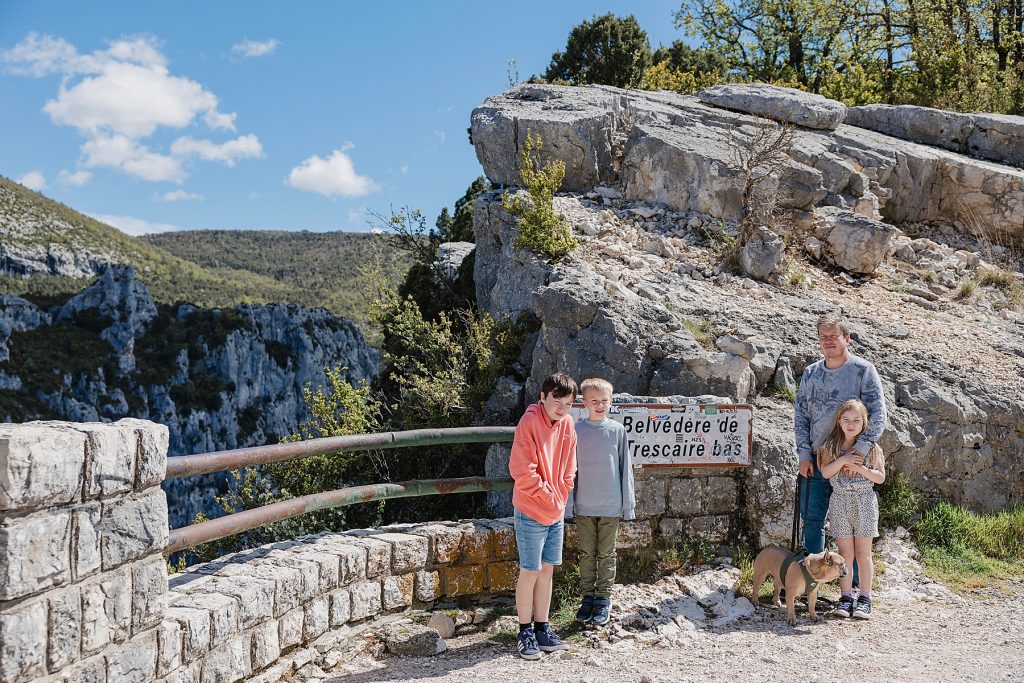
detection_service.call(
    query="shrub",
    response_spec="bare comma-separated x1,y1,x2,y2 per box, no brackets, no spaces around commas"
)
502,131,577,259
877,470,921,529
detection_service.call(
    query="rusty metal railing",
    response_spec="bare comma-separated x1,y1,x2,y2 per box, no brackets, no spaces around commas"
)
164,426,516,556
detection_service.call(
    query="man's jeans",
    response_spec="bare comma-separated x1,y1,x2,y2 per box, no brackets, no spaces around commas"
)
801,468,860,587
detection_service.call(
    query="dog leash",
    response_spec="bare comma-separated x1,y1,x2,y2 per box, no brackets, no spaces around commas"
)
790,474,807,552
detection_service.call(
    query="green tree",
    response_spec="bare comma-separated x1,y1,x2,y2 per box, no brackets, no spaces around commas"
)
544,13,653,88
652,40,727,75
675,0,874,91
502,131,577,259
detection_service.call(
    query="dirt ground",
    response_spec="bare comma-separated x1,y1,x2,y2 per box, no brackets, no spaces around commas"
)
318,590,1021,683
307,537,1024,683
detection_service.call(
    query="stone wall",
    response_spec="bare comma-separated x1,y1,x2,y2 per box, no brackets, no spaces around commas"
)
487,443,744,547
6,419,653,683
0,419,169,683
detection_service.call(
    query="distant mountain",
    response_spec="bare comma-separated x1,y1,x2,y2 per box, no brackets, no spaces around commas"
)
0,175,298,308
140,229,412,335
0,176,411,337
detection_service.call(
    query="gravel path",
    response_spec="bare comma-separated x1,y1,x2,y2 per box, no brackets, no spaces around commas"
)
323,593,1022,683
311,538,1023,683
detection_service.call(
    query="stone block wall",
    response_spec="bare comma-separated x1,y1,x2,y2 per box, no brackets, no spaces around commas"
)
0,418,733,683
0,419,169,683
486,444,743,547
160,520,526,682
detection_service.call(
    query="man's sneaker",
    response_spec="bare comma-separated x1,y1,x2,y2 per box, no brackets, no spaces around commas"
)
575,595,595,623
591,597,611,627
853,595,872,619
534,626,570,652
833,595,854,618
516,628,541,660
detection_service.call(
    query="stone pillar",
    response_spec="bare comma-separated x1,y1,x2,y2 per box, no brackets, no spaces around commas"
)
0,419,169,683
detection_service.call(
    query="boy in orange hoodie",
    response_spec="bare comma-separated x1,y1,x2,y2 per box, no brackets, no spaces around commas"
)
509,372,578,660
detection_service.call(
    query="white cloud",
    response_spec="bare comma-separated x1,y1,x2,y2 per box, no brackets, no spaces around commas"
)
286,147,379,199
161,190,203,202
1,33,259,183
400,163,409,175
434,130,446,143
81,134,184,182
43,61,229,138
91,213,180,235
57,169,93,186
170,134,263,165
17,171,46,191
231,39,280,59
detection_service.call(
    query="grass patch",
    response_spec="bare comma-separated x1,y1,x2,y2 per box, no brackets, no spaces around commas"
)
764,384,797,403
487,627,518,646
733,546,774,603
550,564,586,637
975,267,1024,309
682,317,717,349
916,502,1024,589
878,470,921,529
954,277,978,301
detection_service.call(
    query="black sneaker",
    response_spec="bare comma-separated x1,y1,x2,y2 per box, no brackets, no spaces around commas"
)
853,595,872,619
575,595,594,623
534,626,570,652
590,597,611,626
833,595,854,618
517,628,541,660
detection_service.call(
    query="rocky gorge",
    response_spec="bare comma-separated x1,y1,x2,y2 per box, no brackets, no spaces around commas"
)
0,265,377,527
469,83,1024,546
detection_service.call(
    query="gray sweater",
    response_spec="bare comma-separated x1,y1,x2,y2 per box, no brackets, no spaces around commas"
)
565,418,636,520
794,354,887,464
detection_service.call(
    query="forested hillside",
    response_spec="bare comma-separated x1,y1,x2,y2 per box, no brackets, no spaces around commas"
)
0,176,297,308
141,230,411,334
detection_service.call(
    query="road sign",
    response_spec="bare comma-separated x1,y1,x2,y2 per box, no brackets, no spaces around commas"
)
570,403,753,468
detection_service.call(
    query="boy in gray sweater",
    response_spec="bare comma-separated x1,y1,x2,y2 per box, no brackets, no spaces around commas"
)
566,378,636,626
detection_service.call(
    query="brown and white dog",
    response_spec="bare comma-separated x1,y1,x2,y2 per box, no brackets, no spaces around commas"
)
751,547,847,626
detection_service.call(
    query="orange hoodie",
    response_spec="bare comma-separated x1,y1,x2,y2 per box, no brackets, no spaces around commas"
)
509,401,577,525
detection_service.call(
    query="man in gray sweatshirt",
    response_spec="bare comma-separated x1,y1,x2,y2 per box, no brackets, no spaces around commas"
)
566,378,636,627
795,313,887,588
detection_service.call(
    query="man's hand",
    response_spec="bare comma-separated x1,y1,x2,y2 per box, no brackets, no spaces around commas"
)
798,460,814,477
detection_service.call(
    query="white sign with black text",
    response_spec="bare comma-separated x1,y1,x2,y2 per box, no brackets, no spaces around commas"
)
570,403,753,468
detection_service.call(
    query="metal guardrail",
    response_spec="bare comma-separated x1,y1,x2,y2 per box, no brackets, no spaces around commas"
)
165,426,515,479
165,476,513,555
164,426,516,556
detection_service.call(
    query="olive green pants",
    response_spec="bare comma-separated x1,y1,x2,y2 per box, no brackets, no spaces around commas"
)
576,515,620,598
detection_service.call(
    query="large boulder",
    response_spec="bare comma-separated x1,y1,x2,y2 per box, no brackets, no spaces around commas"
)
739,226,787,280
847,104,1024,168
470,85,622,192
817,207,896,274
697,84,847,130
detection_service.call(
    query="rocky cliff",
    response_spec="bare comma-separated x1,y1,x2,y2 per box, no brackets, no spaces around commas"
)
470,83,1024,545
0,265,378,526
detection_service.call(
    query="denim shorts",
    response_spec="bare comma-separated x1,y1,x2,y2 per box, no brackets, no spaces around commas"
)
513,509,564,571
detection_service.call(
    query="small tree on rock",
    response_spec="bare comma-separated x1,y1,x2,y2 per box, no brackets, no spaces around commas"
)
545,13,652,88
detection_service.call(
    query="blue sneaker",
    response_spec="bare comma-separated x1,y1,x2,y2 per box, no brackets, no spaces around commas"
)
534,626,569,652
853,595,872,619
575,595,595,623
516,628,541,660
590,597,611,626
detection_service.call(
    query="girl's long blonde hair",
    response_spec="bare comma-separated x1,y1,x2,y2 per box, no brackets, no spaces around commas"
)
817,398,884,470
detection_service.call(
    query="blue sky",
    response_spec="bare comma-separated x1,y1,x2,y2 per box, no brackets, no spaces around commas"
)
0,1,684,235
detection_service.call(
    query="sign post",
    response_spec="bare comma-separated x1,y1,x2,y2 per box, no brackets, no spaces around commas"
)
570,403,753,468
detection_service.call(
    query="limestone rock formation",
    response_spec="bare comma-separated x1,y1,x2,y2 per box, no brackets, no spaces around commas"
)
0,266,378,526
697,83,848,130
470,84,1024,539
847,104,1024,168
472,84,1024,250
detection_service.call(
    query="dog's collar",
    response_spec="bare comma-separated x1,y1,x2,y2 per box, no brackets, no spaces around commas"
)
780,551,819,595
